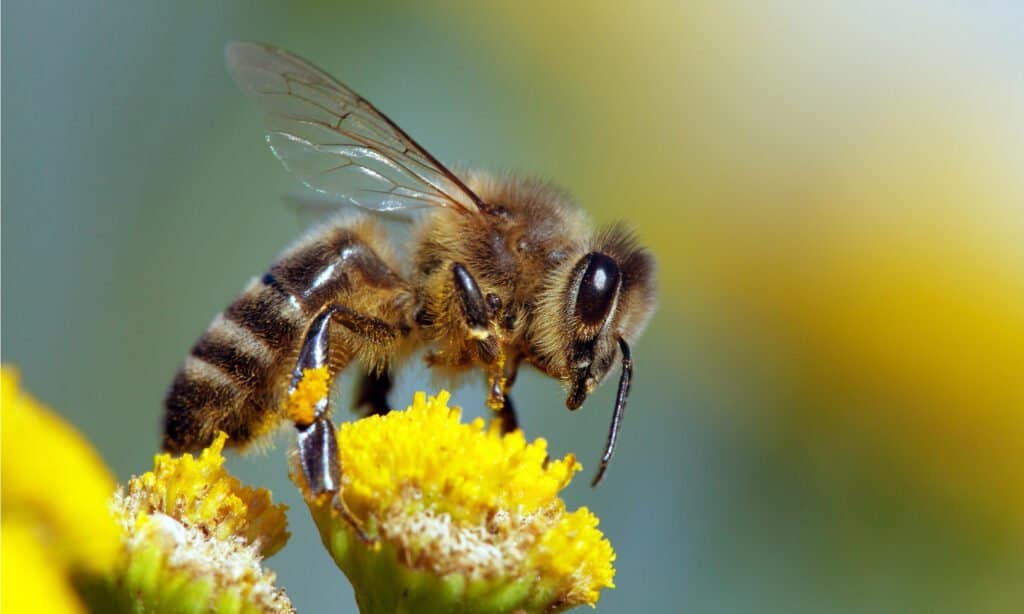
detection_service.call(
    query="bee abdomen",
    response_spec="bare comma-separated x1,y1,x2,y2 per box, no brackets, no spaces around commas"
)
190,315,274,386
163,355,255,452
163,278,304,453
223,276,304,348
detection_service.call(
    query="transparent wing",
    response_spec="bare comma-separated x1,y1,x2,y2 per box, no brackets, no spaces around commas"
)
226,42,482,214
281,191,417,229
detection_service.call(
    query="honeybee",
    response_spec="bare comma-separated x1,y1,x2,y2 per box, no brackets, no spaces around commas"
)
163,42,657,495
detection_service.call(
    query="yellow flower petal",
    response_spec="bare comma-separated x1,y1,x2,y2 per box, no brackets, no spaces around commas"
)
0,366,121,575
1,516,86,614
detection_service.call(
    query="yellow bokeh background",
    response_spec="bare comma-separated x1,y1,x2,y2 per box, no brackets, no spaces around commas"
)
459,2,1024,543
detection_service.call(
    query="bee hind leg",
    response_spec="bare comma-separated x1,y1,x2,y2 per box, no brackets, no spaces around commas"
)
288,308,341,494
289,304,402,543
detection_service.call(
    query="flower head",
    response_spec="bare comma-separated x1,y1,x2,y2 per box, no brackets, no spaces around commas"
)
1,367,123,613
1,367,122,574
112,433,294,613
292,390,615,613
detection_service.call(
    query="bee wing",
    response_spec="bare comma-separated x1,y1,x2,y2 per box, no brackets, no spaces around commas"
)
282,191,417,229
226,42,483,215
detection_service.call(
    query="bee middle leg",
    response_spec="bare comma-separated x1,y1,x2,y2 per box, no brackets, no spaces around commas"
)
496,394,519,434
353,369,393,418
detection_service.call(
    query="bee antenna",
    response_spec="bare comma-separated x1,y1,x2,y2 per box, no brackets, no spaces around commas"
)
591,336,633,487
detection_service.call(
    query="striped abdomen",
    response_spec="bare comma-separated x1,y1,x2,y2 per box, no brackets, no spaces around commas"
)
162,219,412,454
163,274,304,453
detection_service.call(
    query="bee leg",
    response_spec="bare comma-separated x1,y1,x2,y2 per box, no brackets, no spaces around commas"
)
496,394,519,434
491,359,520,434
289,309,340,495
452,262,489,333
452,262,503,363
354,369,393,418
296,416,340,494
289,304,400,544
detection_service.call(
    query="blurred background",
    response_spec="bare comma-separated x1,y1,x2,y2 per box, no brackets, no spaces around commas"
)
4,2,1023,612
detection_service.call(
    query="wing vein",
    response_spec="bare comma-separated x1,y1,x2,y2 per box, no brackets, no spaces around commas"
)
226,42,484,216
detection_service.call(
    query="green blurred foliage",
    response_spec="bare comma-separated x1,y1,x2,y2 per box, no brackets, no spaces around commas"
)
4,2,1022,612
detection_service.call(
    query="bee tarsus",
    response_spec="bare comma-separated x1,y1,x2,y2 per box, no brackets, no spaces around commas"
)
296,417,340,495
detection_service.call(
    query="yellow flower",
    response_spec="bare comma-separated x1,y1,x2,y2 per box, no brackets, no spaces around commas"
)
291,389,615,613
1,367,122,613
2,364,295,612
2,516,90,614
112,432,294,613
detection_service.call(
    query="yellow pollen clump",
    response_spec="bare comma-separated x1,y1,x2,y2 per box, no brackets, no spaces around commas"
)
283,366,330,426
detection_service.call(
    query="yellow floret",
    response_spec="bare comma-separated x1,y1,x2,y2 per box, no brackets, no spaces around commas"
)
119,432,290,557
533,505,617,605
337,390,581,525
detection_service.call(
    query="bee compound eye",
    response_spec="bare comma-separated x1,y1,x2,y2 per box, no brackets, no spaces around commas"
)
575,252,620,326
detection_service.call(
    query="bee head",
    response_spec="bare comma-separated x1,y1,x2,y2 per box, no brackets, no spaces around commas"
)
533,225,657,409
563,251,623,408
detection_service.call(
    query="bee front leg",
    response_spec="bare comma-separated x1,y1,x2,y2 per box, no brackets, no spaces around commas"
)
491,359,521,434
452,262,489,336
452,262,501,366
